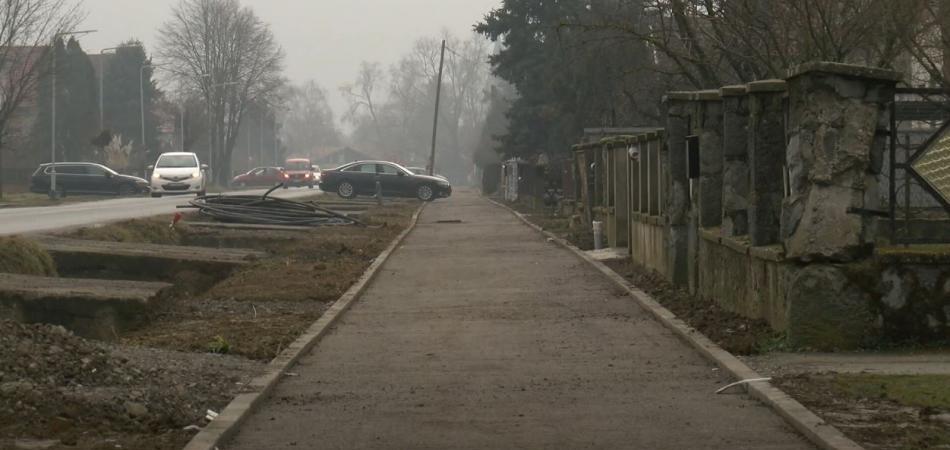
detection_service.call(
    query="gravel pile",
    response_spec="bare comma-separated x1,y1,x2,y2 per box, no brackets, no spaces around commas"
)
0,320,262,448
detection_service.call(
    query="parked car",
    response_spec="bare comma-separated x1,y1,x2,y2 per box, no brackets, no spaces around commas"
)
30,162,149,196
319,160,452,201
283,158,317,188
231,166,288,188
406,166,448,182
147,152,207,198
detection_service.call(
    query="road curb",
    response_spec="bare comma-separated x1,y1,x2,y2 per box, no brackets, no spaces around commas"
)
183,202,427,450
486,197,862,450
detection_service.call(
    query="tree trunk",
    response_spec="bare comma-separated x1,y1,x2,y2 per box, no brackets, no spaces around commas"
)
942,0,950,83
0,133,4,200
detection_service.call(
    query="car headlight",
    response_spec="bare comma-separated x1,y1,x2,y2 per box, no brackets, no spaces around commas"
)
192,172,200,178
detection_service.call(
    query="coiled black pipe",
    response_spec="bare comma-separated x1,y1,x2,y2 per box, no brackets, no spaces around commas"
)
182,185,365,227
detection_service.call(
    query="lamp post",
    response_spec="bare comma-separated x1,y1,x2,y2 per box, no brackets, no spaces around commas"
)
50,29,96,199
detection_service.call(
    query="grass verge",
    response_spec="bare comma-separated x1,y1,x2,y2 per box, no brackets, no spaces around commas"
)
776,374,950,450
0,236,57,276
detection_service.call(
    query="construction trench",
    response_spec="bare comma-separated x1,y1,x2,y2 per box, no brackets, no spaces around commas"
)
0,194,418,450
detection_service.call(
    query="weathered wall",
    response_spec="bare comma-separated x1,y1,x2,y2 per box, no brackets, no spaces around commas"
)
697,231,790,331
631,215,669,279
575,61,950,350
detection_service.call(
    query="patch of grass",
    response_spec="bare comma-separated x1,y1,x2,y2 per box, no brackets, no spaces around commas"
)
0,192,106,208
71,218,183,245
835,374,950,410
207,335,231,354
0,237,57,276
777,374,950,450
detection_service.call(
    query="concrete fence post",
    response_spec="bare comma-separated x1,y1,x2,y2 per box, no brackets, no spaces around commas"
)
720,85,750,237
662,93,691,286
747,80,788,247
694,90,724,230
782,62,901,261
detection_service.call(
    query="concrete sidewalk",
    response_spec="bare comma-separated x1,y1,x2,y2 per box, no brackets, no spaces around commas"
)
229,192,810,449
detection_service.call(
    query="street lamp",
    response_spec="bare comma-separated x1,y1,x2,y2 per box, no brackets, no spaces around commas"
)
139,63,168,160
50,29,96,199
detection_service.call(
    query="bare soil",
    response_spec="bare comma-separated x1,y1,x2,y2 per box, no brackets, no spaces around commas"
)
122,202,414,361
1,198,417,449
0,320,262,450
602,259,780,355
775,374,950,450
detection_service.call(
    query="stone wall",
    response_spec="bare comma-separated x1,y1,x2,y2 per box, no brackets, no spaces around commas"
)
697,231,790,331
575,61,950,349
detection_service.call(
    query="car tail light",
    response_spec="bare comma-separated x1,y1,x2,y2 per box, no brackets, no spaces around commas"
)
282,173,289,179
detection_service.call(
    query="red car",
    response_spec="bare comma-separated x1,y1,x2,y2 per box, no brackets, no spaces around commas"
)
283,158,317,189
231,166,288,188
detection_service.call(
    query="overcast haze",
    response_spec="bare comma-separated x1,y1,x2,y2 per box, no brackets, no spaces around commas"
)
79,0,501,121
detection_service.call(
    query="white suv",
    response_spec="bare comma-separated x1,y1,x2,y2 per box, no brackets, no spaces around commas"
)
148,152,208,198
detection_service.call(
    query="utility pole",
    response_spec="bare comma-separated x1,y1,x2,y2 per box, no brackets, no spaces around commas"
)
427,39,446,176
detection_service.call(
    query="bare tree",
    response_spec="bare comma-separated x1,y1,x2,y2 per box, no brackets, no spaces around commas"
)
158,0,285,185
282,80,340,156
340,61,385,149
0,0,83,198
576,0,921,89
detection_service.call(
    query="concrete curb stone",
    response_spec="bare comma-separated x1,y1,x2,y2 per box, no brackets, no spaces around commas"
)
183,202,427,450
486,197,862,450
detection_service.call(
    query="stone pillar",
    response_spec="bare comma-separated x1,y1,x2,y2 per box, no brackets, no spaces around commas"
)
662,93,691,286
747,80,787,246
782,62,900,261
720,85,750,236
694,90,724,229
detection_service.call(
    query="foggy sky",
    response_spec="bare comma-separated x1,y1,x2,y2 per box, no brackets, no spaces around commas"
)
79,0,501,123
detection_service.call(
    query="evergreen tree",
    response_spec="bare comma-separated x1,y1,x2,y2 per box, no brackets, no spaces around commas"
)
102,41,160,167
32,37,100,163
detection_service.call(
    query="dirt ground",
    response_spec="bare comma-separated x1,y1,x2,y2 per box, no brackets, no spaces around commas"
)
0,320,263,450
1,198,417,449
775,374,950,450
603,258,781,355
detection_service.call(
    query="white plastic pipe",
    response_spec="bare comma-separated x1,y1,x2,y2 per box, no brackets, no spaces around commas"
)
592,221,604,250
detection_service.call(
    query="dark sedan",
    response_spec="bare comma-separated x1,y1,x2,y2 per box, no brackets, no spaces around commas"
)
30,162,149,196
319,161,451,201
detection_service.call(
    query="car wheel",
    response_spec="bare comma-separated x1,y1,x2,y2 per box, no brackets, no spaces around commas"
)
117,184,135,196
337,181,356,199
308,184,314,189
151,193,162,198
417,184,435,202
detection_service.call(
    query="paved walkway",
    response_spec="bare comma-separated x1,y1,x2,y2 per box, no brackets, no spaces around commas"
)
229,192,810,449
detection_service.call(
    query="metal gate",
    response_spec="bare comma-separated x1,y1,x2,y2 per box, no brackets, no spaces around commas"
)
888,88,950,244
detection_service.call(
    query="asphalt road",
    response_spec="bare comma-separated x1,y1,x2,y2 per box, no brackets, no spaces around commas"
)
0,188,322,236
228,191,811,449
